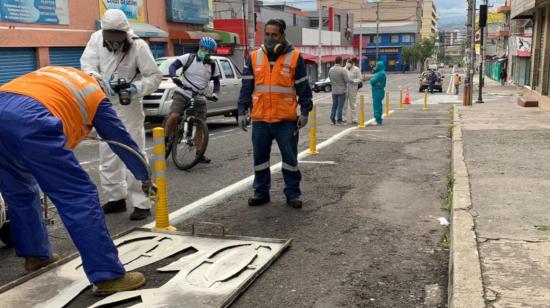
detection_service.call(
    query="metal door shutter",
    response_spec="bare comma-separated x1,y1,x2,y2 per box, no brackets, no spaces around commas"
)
0,48,37,85
149,43,166,59
49,47,85,69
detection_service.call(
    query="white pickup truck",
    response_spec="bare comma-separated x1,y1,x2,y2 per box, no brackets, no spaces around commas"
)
143,56,242,123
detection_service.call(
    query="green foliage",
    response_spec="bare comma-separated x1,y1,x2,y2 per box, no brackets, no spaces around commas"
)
406,37,436,71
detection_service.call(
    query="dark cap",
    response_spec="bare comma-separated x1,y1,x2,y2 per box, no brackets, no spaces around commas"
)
102,29,126,42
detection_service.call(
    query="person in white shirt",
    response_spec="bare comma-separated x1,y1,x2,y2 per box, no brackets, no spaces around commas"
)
345,59,362,124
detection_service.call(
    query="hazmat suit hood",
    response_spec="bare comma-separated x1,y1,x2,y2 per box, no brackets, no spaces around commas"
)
101,9,134,37
374,61,385,73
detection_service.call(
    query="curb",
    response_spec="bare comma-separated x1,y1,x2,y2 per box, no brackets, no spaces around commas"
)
448,105,485,308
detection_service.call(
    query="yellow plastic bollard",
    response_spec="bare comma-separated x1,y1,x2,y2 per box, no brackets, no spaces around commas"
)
384,91,390,117
358,94,365,128
152,127,176,231
399,89,403,110
307,103,319,155
424,89,428,110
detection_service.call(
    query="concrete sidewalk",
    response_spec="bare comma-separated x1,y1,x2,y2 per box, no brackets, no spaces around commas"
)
450,78,550,307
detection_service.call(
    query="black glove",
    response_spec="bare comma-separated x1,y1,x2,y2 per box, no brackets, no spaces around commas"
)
211,94,219,102
172,77,184,88
141,180,158,197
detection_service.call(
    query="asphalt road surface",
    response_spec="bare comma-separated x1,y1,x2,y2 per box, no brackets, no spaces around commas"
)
0,72,454,307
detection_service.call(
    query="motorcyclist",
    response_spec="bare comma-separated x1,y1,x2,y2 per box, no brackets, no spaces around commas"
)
81,9,162,220
164,37,221,164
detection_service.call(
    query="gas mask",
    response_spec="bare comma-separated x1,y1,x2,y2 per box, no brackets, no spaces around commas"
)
262,37,284,55
102,29,129,52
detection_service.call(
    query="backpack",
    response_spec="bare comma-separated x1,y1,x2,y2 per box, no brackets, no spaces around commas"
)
182,54,216,78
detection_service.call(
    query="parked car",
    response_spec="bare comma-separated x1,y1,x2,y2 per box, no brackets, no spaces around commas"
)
312,78,332,93
419,71,444,92
142,56,242,123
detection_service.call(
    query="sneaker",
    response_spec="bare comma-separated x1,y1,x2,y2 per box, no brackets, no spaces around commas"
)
129,208,151,221
286,198,303,209
330,119,336,125
337,121,346,126
248,196,270,206
198,155,211,164
102,199,126,214
92,272,146,296
25,253,60,272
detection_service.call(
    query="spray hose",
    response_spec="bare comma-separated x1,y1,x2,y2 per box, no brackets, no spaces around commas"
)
83,136,159,204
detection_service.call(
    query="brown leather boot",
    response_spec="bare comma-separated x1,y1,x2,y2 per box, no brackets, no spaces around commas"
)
92,272,146,296
25,253,60,272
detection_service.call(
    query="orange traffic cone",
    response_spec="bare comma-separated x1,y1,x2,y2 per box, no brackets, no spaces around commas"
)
404,87,411,104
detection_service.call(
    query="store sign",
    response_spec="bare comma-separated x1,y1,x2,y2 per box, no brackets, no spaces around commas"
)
0,0,69,25
516,36,532,57
99,0,145,22
216,46,233,55
166,0,209,25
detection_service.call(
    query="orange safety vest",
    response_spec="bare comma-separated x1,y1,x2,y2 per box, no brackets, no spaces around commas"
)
0,66,106,149
251,48,300,122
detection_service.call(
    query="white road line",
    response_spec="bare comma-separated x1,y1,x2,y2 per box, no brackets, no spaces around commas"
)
299,160,336,165
143,110,395,228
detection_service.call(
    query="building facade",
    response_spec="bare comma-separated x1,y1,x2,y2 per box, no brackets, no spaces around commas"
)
354,22,417,72
0,0,238,85
421,0,438,39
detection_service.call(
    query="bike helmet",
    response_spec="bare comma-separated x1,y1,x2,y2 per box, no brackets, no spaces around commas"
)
199,37,217,52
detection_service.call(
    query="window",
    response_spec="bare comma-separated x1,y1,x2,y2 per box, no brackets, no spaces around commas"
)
369,35,380,43
390,35,399,43
219,59,235,79
402,35,413,43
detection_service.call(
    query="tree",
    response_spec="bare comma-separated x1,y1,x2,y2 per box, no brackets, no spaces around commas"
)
408,37,436,71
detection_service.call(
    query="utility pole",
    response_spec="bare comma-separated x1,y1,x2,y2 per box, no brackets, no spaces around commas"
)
359,19,363,72
376,2,380,60
317,0,323,80
476,2,487,104
247,0,255,51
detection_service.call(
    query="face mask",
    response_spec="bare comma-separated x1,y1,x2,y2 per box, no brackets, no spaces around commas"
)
104,40,125,52
197,50,209,61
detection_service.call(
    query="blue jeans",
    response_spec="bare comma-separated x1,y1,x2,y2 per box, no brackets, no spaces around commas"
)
251,121,301,199
330,93,346,123
455,85,460,95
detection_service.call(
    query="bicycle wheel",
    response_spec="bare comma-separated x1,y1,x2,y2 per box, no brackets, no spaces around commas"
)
171,116,209,170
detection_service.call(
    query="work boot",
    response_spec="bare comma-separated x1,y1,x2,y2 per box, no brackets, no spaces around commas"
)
92,272,146,296
286,198,303,209
129,208,150,221
248,196,270,206
199,155,211,164
25,253,60,272
102,199,126,214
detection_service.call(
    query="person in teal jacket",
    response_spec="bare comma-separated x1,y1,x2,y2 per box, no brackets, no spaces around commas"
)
370,61,386,125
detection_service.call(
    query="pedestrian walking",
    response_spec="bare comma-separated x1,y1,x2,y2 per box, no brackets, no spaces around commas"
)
328,56,349,125
345,58,362,125
81,9,162,221
454,73,462,95
500,67,507,86
428,69,436,94
0,66,155,295
370,61,386,125
237,19,313,209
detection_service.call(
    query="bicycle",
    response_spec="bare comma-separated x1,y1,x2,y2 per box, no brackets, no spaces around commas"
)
164,92,212,171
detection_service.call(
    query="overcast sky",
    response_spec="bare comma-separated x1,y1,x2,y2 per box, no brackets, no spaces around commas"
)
262,0,507,20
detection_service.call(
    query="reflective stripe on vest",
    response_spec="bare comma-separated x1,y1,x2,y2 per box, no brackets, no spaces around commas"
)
38,71,98,125
254,85,296,94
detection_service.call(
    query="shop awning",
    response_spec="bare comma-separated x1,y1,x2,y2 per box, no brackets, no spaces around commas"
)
169,31,220,41
95,21,168,38
205,29,239,45
301,53,319,63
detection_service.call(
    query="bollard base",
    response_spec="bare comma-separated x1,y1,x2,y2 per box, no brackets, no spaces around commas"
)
358,124,365,129
153,225,177,232
307,150,319,155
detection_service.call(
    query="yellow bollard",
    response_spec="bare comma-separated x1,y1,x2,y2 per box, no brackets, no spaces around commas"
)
152,127,176,231
358,94,365,128
384,91,390,117
307,103,319,155
424,89,428,110
399,89,403,110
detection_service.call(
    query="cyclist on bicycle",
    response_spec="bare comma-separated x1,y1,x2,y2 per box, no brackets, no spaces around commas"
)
164,37,221,164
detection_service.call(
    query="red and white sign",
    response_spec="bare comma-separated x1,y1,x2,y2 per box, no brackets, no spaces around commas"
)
216,46,233,55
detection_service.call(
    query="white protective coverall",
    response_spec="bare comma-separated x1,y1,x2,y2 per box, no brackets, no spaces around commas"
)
80,9,162,210
346,65,362,123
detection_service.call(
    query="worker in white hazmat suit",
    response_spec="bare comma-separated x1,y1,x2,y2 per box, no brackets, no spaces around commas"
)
81,9,162,221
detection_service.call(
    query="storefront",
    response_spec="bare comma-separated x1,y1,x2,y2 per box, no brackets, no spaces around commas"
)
364,47,403,72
